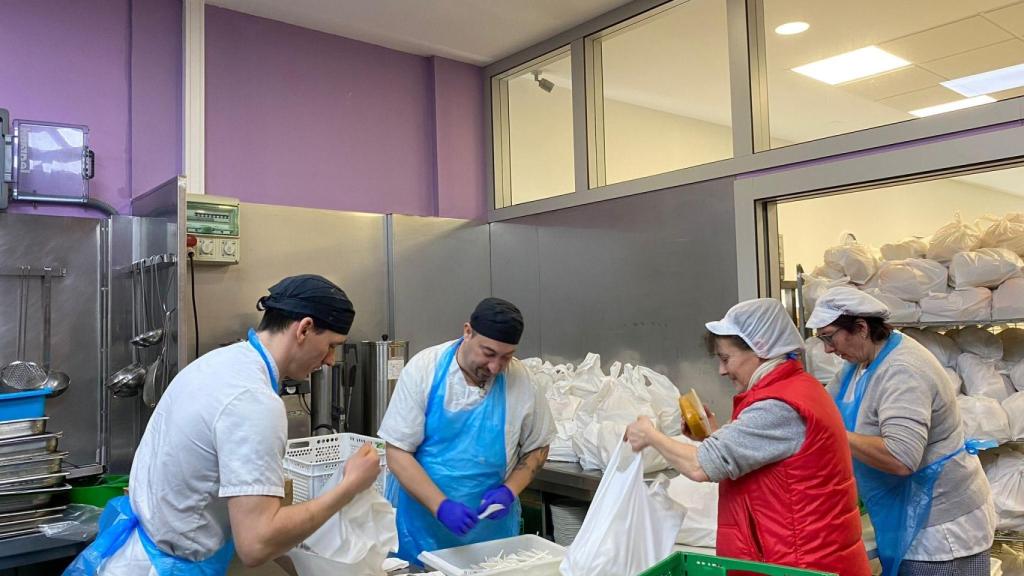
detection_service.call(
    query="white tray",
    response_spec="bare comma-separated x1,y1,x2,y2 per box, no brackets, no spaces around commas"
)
418,534,565,576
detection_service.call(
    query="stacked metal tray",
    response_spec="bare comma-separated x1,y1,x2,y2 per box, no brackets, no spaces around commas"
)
0,419,69,538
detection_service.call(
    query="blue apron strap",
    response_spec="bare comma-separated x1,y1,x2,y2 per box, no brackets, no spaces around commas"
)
834,332,903,431
62,496,138,576
248,328,279,393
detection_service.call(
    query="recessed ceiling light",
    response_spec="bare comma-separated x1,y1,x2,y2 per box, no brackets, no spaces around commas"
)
775,22,809,35
942,63,1024,97
792,46,910,85
909,95,995,117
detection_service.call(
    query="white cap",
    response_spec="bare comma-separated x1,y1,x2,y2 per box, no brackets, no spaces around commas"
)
705,298,804,359
806,286,890,329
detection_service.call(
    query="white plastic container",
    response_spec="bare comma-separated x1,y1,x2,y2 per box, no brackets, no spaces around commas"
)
419,534,566,576
283,433,388,502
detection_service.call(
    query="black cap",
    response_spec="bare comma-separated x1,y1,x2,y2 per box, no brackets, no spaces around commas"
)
257,274,355,335
470,297,524,345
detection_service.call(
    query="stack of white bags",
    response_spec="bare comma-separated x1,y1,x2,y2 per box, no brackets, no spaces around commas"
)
801,212,1024,324
522,354,682,473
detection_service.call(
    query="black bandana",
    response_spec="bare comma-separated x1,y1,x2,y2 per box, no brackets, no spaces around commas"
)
257,274,355,335
470,297,524,345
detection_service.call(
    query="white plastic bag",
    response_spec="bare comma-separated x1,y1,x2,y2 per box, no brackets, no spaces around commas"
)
994,278,1024,320
948,248,1024,289
876,259,947,302
1005,393,1024,440
944,367,963,397
804,336,845,385
637,367,683,437
802,274,852,314
1002,329,1024,364
823,241,879,285
560,442,685,576
951,326,1004,360
959,353,1012,401
289,465,397,576
812,264,848,281
919,288,992,322
979,213,1024,257
958,395,1011,443
863,289,920,323
985,450,1024,531
665,454,718,548
572,379,666,473
881,237,929,261
928,212,982,263
902,328,962,368
1012,359,1024,394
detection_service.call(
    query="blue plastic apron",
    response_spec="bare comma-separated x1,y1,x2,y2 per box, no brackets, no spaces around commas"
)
833,332,996,576
387,338,520,564
64,329,278,576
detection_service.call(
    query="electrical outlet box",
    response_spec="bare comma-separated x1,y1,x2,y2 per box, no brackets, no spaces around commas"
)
186,194,240,265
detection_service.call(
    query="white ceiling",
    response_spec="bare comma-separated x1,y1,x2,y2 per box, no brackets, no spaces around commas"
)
206,0,633,65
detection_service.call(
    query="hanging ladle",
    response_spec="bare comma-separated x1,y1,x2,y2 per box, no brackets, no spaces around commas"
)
106,266,146,397
1,268,48,391
131,260,163,348
39,271,69,398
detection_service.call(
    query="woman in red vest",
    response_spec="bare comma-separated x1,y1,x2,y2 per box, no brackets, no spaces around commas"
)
626,298,870,576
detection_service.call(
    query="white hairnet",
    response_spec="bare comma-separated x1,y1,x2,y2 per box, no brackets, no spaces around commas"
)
705,298,804,359
806,286,891,329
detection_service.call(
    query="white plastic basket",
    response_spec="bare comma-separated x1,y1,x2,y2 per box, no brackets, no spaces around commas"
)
283,433,388,502
419,534,566,576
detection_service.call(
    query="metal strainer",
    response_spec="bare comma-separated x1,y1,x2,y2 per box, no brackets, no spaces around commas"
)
2,270,47,390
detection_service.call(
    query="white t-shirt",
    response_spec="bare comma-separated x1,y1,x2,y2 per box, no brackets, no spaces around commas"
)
99,340,287,574
378,340,556,476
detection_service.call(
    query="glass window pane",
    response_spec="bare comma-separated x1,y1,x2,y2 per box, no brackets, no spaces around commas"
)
494,49,575,207
592,0,733,186
764,0,1024,148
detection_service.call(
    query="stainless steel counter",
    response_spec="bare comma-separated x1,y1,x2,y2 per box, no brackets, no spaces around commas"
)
0,532,86,569
530,461,679,501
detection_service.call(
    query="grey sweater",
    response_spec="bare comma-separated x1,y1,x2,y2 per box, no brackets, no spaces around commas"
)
826,335,990,526
697,399,806,482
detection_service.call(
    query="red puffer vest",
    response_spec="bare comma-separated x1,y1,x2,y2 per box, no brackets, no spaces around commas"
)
716,360,870,576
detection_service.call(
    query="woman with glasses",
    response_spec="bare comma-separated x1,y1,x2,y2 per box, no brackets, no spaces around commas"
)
809,286,995,576
626,298,870,576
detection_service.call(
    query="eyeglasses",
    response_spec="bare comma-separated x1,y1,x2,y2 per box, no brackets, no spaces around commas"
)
816,329,840,346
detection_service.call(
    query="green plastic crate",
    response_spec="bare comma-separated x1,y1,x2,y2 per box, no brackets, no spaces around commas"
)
69,474,129,507
640,552,835,576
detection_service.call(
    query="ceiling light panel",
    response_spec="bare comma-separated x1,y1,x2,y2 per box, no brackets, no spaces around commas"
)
909,95,995,117
775,21,809,35
942,62,1024,97
792,46,911,85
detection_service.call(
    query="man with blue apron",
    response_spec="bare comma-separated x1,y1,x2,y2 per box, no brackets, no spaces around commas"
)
65,275,382,575
379,298,556,564
809,287,997,576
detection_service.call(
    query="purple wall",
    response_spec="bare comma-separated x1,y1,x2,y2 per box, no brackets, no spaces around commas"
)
3,0,132,216
205,7,488,219
431,58,487,219
132,0,184,196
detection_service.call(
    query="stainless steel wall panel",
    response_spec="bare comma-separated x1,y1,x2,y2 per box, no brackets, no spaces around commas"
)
0,214,103,468
491,178,741,420
106,215,141,472
391,215,491,356
187,203,388,357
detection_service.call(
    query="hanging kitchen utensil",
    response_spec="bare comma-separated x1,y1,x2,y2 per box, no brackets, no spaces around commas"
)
145,267,176,408
39,272,69,398
131,260,162,348
105,266,145,397
1,270,47,391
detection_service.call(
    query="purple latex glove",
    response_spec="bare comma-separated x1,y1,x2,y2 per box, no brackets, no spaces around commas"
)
476,485,515,520
436,499,478,536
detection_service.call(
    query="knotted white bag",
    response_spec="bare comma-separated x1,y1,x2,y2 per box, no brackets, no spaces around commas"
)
959,353,1012,401
876,259,947,302
802,274,852,314
823,241,879,285
919,288,992,322
985,450,1024,531
665,445,718,548
560,441,685,576
902,328,962,368
928,212,982,263
1012,359,1024,393
804,336,845,385
951,326,1004,360
1002,329,1024,364
979,213,1024,257
958,395,1011,443
864,289,920,323
881,237,929,261
948,248,1023,289
994,278,1024,320
1005,393,1024,441
288,464,397,576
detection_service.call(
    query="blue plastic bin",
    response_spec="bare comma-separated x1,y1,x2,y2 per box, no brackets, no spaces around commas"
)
0,388,50,421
